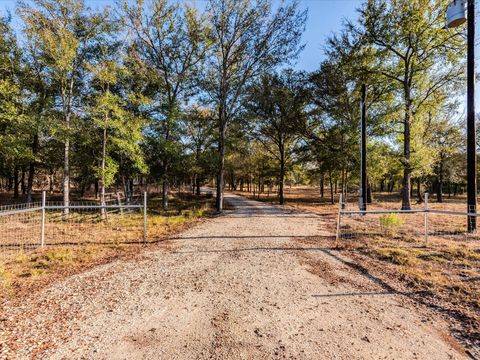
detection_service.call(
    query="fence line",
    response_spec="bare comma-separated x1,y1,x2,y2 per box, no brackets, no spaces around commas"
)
0,191,148,261
336,192,480,246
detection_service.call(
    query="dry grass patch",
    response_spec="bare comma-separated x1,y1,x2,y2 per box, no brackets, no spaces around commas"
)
277,187,480,349
0,192,215,301
332,236,480,349
0,244,137,299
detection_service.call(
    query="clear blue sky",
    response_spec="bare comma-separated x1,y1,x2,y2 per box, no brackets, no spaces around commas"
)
0,0,363,72
295,0,362,71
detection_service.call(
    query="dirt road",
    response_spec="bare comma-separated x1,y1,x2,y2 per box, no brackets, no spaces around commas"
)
2,193,466,359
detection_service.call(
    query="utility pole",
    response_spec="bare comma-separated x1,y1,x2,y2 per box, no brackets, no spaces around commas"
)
466,0,476,232
360,84,367,211
446,0,477,231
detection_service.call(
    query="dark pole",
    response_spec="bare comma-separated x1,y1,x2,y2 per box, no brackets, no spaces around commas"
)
467,0,477,232
360,84,367,211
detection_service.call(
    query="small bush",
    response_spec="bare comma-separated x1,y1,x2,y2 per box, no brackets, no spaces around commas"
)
379,213,405,236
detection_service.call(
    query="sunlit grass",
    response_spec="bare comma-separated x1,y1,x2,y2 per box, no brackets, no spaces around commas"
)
344,236,480,309
0,192,215,298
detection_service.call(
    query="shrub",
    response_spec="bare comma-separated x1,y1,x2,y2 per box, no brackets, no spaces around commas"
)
379,213,405,236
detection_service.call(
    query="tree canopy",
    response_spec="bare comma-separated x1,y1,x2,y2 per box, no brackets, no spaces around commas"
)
0,0,470,211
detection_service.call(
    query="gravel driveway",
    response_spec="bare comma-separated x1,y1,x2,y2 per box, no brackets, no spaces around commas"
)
1,193,466,359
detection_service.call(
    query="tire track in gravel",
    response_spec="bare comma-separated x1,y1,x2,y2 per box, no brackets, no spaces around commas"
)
2,193,467,359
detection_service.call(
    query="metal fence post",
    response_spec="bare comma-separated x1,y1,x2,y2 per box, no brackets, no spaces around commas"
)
424,192,429,247
143,191,147,245
335,194,343,248
41,191,46,248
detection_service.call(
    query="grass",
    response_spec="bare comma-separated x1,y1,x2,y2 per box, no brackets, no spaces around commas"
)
325,236,480,348
373,247,417,266
0,244,139,298
248,185,480,346
0,191,215,299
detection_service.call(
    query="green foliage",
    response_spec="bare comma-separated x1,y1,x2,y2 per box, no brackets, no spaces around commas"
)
355,0,465,208
205,0,307,210
379,213,405,236
122,0,212,208
0,0,470,214
245,69,309,202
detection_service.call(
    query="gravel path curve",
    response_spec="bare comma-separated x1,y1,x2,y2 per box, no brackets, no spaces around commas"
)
1,193,466,359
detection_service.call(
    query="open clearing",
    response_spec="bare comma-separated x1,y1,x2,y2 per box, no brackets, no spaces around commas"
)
1,193,468,359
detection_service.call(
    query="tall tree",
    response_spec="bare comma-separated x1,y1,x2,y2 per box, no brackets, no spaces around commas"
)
204,0,306,212
88,53,144,210
353,0,465,209
122,0,211,209
19,0,110,210
0,16,31,200
246,70,308,204
184,106,215,195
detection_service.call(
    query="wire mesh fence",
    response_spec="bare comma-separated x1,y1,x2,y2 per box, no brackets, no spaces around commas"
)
0,192,147,262
336,193,480,246
0,205,43,257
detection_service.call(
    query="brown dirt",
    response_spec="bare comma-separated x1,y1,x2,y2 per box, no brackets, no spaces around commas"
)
0,193,469,359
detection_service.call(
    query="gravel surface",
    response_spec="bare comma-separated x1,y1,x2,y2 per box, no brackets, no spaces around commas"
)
1,193,467,359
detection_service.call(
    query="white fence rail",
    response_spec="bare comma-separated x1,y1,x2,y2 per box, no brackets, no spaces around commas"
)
0,191,147,260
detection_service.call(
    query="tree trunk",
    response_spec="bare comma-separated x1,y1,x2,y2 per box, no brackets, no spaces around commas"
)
367,181,373,203
416,178,424,203
26,162,35,203
13,166,19,199
436,154,444,203
401,82,412,210
63,101,71,214
121,176,127,202
26,134,39,203
329,171,334,204
437,162,444,203
63,139,70,214
100,126,107,218
279,141,285,205
49,169,54,194
95,179,99,199
320,176,324,198
216,108,226,212
162,170,169,209
437,180,443,203
129,179,134,201
196,177,201,196
21,168,26,195
7,175,12,191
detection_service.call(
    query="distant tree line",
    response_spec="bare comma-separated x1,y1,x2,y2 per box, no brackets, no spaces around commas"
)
0,0,469,210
